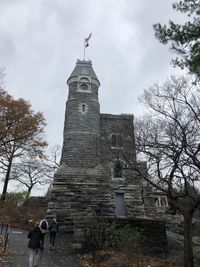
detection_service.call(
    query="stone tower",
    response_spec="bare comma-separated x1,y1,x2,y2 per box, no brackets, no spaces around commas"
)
47,60,112,231
61,60,101,168
47,59,147,234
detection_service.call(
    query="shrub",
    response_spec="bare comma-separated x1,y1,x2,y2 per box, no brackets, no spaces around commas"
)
85,217,143,253
4,191,27,207
0,192,46,230
85,217,116,250
112,225,143,252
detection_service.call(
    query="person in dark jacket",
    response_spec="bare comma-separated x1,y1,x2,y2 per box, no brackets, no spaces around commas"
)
28,221,43,267
49,218,59,248
39,218,48,249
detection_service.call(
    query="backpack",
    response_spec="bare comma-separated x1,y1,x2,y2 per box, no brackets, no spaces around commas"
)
40,220,47,230
50,222,58,233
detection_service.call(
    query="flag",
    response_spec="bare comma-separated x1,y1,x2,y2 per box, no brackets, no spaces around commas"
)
85,32,92,47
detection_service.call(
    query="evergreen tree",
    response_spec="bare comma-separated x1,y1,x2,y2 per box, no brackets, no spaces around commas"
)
153,0,200,79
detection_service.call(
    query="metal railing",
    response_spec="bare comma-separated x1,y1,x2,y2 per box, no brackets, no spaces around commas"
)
0,223,11,252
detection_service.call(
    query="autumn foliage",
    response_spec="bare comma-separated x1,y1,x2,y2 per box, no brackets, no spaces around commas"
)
0,88,47,202
0,89,47,153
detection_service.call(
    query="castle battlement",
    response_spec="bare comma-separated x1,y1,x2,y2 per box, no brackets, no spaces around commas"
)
100,113,134,120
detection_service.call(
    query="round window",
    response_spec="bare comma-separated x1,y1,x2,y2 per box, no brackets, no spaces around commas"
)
80,83,88,91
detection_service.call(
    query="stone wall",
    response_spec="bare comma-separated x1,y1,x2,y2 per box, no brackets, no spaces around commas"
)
46,165,113,232
100,114,146,218
47,113,150,231
100,113,136,163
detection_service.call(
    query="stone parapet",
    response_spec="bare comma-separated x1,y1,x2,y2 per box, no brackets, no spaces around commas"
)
100,113,134,120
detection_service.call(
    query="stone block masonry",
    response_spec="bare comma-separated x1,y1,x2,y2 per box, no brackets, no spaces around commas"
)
46,59,167,251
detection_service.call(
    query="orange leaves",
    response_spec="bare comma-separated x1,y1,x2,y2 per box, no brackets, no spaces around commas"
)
0,89,47,155
0,89,48,201
80,251,182,267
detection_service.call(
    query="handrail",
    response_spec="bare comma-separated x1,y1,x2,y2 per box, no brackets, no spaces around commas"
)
0,223,11,252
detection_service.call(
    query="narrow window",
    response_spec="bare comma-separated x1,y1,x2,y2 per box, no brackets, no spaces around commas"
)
82,104,86,112
161,197,167,206
118,135,123,147
155,197,159,206
111,134,117,147
114,161,122,178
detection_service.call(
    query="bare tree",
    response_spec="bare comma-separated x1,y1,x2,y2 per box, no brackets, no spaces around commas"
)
42,145,61,179
134,76,200,267
10,155,52,199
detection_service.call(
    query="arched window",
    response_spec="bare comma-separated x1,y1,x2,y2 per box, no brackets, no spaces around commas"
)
114,161,123,178
78,77,90,92
111,134,123,148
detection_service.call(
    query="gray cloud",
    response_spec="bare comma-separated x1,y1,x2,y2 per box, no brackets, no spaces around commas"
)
0,0,183,147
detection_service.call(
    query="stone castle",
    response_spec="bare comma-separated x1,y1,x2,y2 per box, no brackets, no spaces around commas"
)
46,60,170,247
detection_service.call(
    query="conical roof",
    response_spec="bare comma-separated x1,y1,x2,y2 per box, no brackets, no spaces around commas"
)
67,60,100,85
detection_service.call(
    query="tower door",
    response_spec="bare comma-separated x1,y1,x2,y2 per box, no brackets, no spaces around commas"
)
115,193,125,217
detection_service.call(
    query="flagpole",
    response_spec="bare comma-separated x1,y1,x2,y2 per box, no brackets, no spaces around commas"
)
83,33,92,61
83,38,86,61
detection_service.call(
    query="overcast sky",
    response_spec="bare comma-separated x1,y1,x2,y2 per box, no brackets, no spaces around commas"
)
0,0,186,194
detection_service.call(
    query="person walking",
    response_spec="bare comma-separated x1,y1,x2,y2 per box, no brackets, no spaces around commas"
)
49,218,59,249
28,221,43,267
39,218,48,249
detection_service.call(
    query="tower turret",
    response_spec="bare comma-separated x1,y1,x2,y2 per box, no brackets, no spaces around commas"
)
61,60,101,167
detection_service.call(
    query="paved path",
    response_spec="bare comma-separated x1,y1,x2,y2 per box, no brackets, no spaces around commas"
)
1,229,82,267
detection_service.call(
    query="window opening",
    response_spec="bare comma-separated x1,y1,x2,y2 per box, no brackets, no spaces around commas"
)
161,197,167,206
154,196,168,207
115,193,125,217
111,134,123,148
111,134,117,147
118,135,123,147
114,161,123,178
80,83,88,91
82,104,86,112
